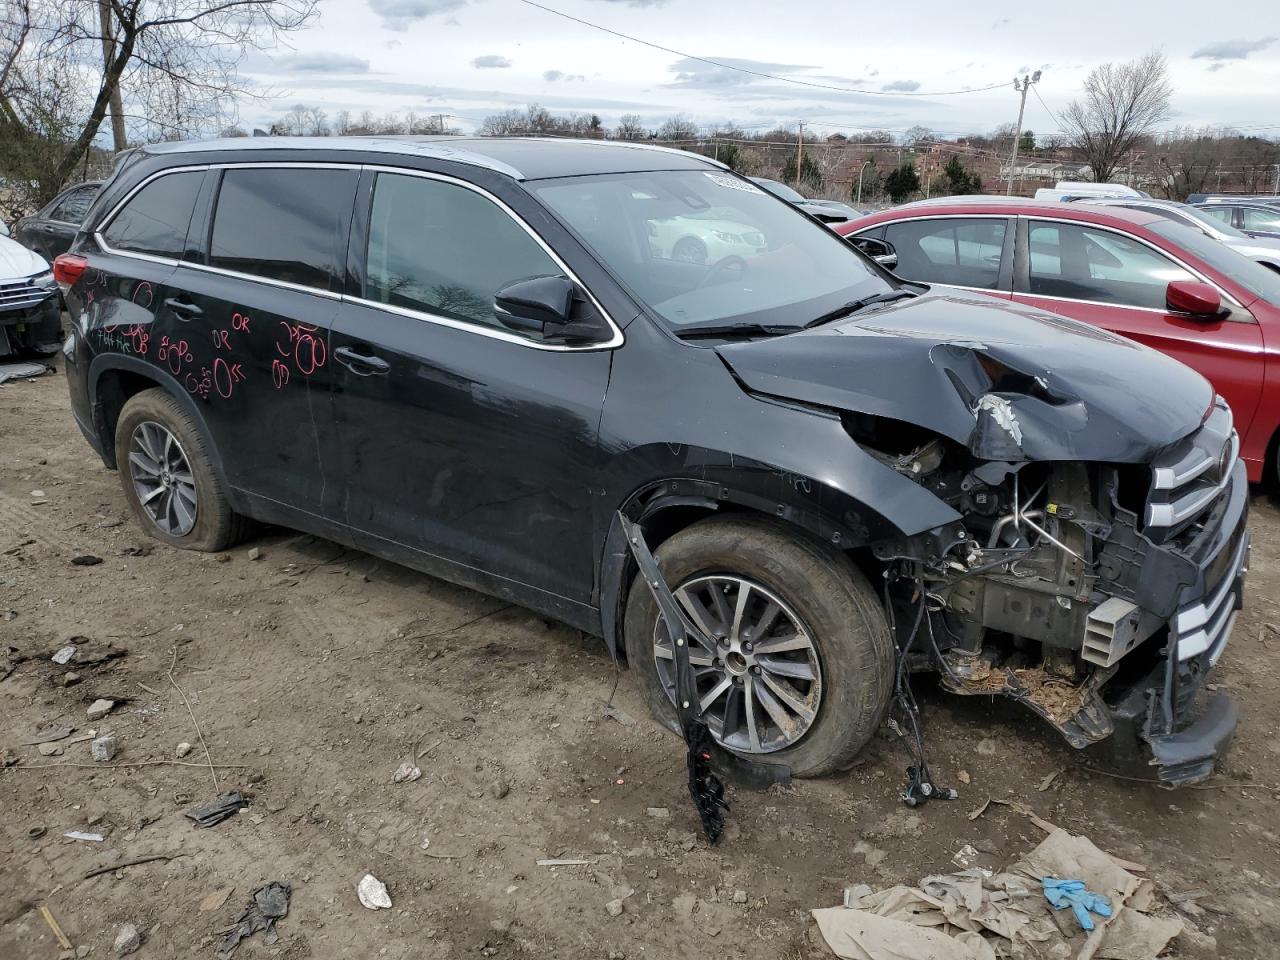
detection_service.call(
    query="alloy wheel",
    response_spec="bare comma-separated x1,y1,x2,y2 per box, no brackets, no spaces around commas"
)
652,575,822,753
128,420,198,536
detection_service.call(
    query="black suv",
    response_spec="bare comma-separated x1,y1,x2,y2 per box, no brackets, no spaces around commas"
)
12,181,102,261
59,137,1247,782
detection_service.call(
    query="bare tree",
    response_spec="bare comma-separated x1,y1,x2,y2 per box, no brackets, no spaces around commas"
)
1060,51,1173,184
1153,127,1224,200
1,0,318,207
900,125,934,147
613,113,648,141
656,114,698,141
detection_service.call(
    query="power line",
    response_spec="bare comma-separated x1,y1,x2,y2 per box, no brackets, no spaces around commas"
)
517,0,1013,98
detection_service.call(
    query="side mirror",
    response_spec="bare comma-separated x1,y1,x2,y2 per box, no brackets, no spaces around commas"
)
494,274,612,344
494,275,575,335
848,236,898,270
1166,279,1223,319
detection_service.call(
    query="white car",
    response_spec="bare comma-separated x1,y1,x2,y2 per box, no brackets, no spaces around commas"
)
0,232,61,357
649,208,768,264
1082,197,1280,273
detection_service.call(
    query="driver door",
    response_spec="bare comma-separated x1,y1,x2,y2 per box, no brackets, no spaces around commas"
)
1012,217,1264,434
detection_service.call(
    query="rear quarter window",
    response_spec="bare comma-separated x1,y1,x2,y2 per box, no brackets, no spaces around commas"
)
101,171,204,259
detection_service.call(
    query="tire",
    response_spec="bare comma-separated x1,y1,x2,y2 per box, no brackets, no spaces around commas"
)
114,388,249,552
623,515,894,777
672,236,708,264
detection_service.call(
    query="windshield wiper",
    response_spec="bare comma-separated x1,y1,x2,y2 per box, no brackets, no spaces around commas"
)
674,322,799,340
804,290,917,329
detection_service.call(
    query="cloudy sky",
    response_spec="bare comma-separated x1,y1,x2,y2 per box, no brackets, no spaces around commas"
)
233,0,1280,139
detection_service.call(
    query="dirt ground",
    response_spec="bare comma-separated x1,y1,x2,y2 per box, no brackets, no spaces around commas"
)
4,361,1280,960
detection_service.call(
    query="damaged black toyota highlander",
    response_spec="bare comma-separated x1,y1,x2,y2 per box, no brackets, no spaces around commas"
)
58,138,1247,787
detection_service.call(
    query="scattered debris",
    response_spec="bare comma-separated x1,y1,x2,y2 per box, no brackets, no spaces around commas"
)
52,645,78,665
951,843,980,868
0,361,49,384
536,858,592,867
1043,877,1113,932
71,555,103,567
732,889,749,904
221,882,290,954
65,831,106,842
31,488,46,499
199,886,235,912
84,852,186,880
62,672,81,687
391,761,421,784
185,791,249,827
606,898,625,917
87,699,116,721
39,905,74,949
811,828,1183,960
247,547,262,561
603,704,637,727
29,724,75,745
1039,769,1063,792
27,825,46,839
489,776,510,799
114,924,142,957
176,742,192,758
357,873,393,910
647,807,671,819
91,735,119,762
37,742,64,757
957,770,971,785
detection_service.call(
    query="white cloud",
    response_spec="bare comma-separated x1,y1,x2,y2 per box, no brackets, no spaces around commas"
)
881,80,920,92
273,52,371,73
472,54,513,69
368,0,467,31
1191,36,1276,61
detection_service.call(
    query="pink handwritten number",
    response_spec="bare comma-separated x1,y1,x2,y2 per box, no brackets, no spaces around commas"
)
131,282,153,308
271,359,290,390
213,357,245,399
274,321,327,379
157,336,193,375
126,325,149,357
212,329,231,351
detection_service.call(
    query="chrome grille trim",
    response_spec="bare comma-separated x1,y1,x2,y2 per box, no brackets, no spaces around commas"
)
1174,531,1248,662
1145,399,1235,533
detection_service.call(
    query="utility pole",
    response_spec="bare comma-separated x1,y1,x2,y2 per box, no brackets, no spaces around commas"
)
1005,70,1041,196
856,159,871,205
1274,163,1279,196
795,121,804,189
99,0,127,152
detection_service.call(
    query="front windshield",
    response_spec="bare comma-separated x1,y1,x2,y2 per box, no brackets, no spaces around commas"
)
530,169,891,331
756,179,806,203
1149,219,1280,304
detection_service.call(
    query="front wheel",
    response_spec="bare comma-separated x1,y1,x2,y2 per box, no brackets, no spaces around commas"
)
623,515,894,777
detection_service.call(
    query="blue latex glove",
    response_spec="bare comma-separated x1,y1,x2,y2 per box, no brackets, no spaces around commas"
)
1042,877,1114,932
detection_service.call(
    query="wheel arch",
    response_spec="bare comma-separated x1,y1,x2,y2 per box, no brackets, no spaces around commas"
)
597,474,909,662
88,354,230,490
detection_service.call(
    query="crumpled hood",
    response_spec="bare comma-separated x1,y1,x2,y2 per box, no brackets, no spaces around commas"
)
716,291,1213,464
0,236,49,281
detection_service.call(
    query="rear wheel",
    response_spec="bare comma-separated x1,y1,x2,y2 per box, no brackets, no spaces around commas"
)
114,388,248,552
623,515,894,777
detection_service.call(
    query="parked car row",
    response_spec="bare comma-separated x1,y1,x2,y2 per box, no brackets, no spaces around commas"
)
54,135,1247,788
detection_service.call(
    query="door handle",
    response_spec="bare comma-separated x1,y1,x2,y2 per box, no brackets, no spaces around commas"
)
334,345,390,376
163,297,203,320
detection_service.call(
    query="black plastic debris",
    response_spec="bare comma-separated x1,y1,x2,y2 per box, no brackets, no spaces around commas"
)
185,791,249,827
617,512,788,844
220,881,290,955
70,555,103,566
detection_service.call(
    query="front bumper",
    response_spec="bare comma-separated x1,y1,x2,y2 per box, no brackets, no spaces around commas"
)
1096,459,1248,785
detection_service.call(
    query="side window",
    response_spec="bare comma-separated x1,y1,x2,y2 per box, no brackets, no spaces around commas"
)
1027,221,1192,309
882,218,1007,289
1241,207,1280,231
101,171,204,259
210,167,356,291
365,173,562,333
1199,206,1233,226
51,186,97,224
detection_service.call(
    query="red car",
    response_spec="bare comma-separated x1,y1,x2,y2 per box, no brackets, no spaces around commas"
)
836,200,1280,482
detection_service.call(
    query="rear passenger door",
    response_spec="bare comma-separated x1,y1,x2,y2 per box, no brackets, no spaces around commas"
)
25,184,98,260
165,164,359,524
330,168,614,609
878,216,1013,297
